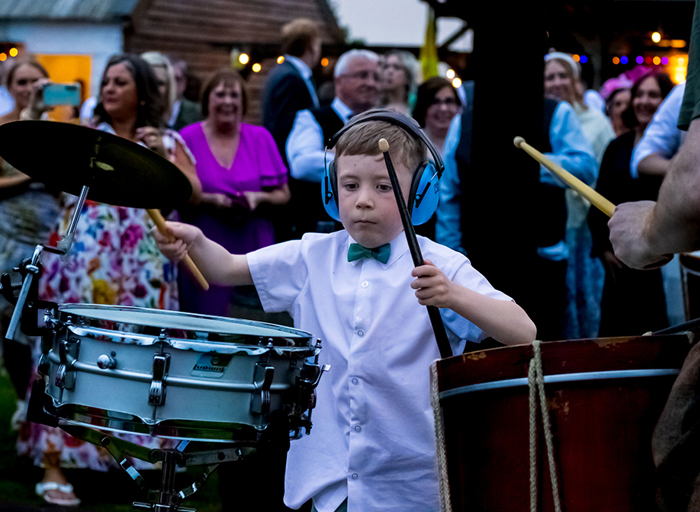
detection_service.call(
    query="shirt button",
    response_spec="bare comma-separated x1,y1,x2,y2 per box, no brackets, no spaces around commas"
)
354,425,361,432
351,473,359,480
357,330,365,337
351,378,359,385
361,281,369,288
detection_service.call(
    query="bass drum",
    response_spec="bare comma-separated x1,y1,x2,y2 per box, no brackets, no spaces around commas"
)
42,304,320,442
434,334,691,511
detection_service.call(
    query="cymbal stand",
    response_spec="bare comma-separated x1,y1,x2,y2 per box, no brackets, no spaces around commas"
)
57,424,256,512
4,183,90,341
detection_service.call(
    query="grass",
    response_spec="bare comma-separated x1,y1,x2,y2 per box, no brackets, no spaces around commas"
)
0,367,222,512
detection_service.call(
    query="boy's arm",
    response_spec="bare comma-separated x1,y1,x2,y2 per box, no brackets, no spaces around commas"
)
152,221,253,286
411,261,536,345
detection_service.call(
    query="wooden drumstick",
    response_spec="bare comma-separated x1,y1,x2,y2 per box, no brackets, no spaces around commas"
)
146,209,210,291
514,136,616,218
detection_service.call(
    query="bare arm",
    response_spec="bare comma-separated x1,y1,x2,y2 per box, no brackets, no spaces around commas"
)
411,260,537,345
609,119,700,268
637,153,671,176
151,221,253,286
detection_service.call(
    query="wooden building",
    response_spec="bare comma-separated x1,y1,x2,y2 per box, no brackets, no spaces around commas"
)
0,0,345,123
125,0,346,122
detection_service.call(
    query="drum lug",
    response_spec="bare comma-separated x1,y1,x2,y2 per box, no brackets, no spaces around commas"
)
251,364,275,415
55,338,80,390
149,353,170,406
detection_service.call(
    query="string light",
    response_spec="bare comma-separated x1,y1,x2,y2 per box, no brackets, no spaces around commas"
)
652,32,661,43
238,53,249,65
8,48,17,57
679,57,685,65
452,77,462,88
653,56,661,65
252,63,261,72
573,54,580,62
620,56,628,65
277,56,285,64
662,57,669,65
579,55,588,64
612,57,620,65
636,56,644,64
446,69,455,79
0,54,6,62
321,57,329,67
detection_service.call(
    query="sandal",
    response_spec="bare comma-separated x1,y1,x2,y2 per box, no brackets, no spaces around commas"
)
35,481,81,507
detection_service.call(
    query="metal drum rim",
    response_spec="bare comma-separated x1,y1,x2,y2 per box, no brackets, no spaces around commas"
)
51,304,316,347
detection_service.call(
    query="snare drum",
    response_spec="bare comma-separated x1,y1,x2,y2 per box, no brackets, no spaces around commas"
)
41,305,320,442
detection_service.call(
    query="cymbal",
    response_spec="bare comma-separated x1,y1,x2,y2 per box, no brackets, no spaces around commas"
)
0,121,192,209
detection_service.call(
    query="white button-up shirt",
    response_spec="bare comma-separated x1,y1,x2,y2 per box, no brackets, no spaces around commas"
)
286,97,353,182
630,82,686,178
248,230,512,512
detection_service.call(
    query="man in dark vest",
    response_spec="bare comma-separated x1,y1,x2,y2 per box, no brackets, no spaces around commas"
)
436,81,597,340
286,49,380,238
263,18,322,166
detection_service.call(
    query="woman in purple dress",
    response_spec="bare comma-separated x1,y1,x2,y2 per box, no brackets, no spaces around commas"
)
179,69,290,316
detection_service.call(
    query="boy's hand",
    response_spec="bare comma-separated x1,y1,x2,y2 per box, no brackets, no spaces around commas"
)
410,259,454,308
150,221,202,262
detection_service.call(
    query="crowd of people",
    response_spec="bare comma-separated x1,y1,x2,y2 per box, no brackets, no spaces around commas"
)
0,12,696,512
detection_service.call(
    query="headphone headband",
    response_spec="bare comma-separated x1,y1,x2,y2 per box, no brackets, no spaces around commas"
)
326,109,444,177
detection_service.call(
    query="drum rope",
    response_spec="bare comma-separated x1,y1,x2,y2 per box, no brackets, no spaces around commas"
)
431,361,452,512
528,340,562,512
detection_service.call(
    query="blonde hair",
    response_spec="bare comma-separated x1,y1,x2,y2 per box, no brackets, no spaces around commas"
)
140,52,177,118
335,113,425,173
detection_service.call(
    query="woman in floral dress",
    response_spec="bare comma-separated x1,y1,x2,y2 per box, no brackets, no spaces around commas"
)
17,54,200,506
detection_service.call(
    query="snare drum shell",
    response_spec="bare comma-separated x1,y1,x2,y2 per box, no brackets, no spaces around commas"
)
435,335,691,512
44,305,317,441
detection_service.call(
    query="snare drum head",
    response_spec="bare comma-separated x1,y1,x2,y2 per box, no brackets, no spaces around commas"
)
54,304,314,348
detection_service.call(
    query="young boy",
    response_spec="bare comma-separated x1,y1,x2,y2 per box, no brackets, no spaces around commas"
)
153,116,536,511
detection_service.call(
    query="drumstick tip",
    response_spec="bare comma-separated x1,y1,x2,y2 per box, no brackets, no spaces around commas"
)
513,136,525,148
378,138,390,153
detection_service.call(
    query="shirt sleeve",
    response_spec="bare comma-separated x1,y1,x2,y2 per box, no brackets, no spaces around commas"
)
247,239,308,313
440,253,513,343
630,83,685,178
435,115,466,254
286,109,330,182
543,102,598,187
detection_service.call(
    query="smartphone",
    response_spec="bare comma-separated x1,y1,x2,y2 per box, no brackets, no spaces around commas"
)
43,83,81,107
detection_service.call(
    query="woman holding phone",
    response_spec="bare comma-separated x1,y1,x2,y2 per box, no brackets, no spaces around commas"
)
15,53,200,507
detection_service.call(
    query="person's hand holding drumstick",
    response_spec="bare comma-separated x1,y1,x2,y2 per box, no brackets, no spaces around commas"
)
147,209,209,290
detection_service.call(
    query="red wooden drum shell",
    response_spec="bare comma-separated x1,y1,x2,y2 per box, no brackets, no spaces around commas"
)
435,335,691,512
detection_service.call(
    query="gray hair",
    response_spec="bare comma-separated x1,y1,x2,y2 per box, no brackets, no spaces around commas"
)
140,51,177,116
335,49,379,78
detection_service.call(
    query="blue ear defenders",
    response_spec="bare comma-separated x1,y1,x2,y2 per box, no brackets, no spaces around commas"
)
321,109,444,226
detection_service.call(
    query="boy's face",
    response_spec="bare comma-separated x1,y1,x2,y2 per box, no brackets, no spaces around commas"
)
336,153,412,248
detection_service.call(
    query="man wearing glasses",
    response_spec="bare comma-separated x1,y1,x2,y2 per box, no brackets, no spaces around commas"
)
286,49,380,237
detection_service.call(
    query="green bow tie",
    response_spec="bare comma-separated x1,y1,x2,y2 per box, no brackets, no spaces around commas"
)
347,243,391,264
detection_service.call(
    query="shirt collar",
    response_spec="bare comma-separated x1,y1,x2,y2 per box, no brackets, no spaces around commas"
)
345,230,409,268
331,98,353,124
284,55,312,81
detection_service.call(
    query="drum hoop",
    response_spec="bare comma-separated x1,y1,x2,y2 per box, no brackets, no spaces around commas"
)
52,304,315,347
439,368,680,400
66,324,318,353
